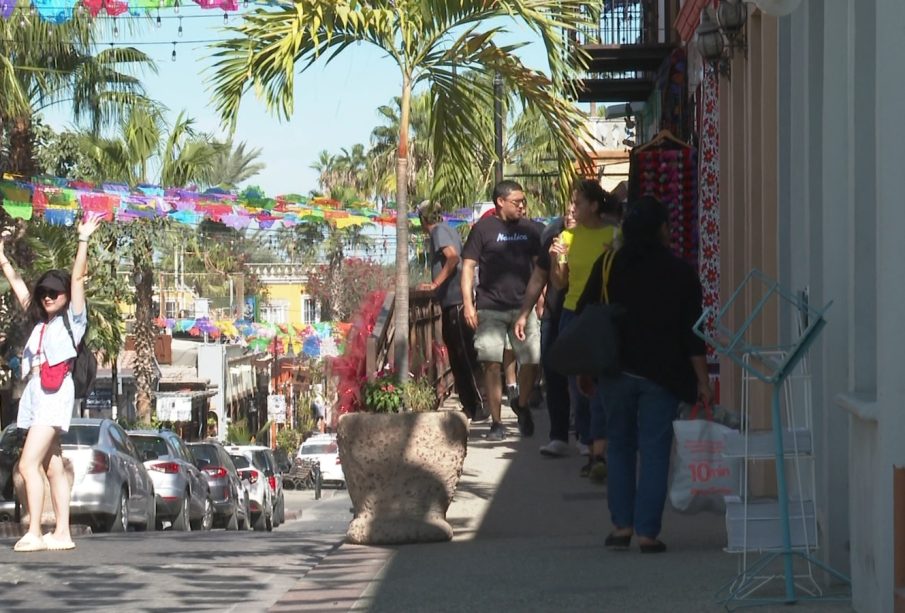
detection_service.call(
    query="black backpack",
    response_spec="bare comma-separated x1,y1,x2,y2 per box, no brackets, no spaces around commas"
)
61,311,98,399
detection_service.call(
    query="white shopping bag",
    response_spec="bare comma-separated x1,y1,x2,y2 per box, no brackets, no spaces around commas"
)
668,408,739,514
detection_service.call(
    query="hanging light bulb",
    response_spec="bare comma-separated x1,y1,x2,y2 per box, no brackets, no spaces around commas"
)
155,10,161,27
171,42,177,62
177,16,183,37
173,0,179,14
113,17,119,38
223,11,228,24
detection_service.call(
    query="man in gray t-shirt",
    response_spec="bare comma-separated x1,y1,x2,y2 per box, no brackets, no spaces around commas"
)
417,201,485,420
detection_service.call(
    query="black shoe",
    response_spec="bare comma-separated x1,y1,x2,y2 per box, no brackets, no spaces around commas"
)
605,532,632,550
639,540,667,554
486,422,507,441
513,399,534,437
470,406,491,423
579,457,593,478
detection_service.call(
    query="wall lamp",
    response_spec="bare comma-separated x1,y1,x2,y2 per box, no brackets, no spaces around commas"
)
696,0,748,79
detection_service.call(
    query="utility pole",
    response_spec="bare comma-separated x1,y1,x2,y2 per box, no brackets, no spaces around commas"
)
493,72,504,183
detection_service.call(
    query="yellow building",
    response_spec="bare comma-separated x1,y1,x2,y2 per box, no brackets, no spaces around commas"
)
246,263,320,329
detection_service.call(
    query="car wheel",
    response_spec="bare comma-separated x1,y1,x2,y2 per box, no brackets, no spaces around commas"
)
237,496,249,531
199,498,214,531
265,506,273,532
109,488,129,533
172,493,191,531
225,500,239,531
137,494,156,532
252,510,267,531
276,494,285,526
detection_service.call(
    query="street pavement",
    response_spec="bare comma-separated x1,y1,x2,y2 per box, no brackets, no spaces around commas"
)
0,489,351,612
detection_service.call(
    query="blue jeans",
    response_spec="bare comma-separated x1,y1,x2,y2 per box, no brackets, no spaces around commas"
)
599,373,679,539
540,316,570,442
558,309,590,445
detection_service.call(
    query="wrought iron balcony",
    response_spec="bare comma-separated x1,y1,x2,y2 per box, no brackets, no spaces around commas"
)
573,0,679,103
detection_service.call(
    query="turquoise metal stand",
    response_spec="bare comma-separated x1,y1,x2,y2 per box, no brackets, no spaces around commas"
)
694,270,851,608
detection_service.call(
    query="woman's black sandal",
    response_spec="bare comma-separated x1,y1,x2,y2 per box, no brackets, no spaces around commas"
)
639,540,667,554
605,532,632,550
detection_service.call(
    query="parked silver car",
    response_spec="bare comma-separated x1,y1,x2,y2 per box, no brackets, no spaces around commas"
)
225,445,285,527
63,418,156,532
228,453,272,531
187,440,249,530
128,430,213,531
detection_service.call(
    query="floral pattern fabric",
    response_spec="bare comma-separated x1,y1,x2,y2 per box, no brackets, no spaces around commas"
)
698,64,720,361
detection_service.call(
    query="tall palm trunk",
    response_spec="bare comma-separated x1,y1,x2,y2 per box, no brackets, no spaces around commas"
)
393,78,412,383
6,116,37,177
132,233,155,423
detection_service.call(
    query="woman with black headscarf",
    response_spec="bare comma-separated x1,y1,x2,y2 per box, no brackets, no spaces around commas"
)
594,196,712,553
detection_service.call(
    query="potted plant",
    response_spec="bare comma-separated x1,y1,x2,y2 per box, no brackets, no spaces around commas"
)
337,368,468,545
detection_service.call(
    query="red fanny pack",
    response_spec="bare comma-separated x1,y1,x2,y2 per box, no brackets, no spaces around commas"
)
37,323,70,393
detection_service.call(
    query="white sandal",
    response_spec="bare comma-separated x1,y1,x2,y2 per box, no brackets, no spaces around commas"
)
13,532,47,552
42,534,76,551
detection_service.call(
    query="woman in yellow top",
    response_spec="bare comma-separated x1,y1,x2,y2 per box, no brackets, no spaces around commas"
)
548,179,620,479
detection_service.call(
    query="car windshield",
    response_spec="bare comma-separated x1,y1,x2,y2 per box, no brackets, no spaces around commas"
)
130,436,168,460
230,455,250,469
189,444,219,466
301,443,337,455
59,425,100,446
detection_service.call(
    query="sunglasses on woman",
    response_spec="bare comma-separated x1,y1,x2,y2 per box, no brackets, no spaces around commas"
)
37,289,62,301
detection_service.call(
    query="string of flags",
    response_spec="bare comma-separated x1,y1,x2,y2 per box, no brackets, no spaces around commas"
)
0,177,479,231
155,316,353,359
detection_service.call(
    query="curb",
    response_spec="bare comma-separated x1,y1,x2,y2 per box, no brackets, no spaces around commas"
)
0,523,93,539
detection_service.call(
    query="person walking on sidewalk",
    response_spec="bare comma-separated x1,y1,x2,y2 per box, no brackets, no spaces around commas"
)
597,197,712,554
1,213,102,552
513,201,577,457
461,180,542,441
544,179,620,477
416,201,487,421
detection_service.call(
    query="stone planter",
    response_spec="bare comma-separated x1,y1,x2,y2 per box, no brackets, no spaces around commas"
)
337,411,468,545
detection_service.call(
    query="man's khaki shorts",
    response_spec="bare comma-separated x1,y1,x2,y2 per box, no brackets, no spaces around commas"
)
473,309,541,365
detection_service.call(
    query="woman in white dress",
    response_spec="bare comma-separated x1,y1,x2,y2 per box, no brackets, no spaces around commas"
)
0,213,101,552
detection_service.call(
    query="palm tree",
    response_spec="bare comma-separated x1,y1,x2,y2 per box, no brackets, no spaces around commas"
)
0,14,154,176
508,104,562,216
78,105,223,188
208,139,265,190
208,0,596,381
309,149,338,194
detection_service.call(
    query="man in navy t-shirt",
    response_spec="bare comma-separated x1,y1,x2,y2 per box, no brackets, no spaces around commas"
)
461,180,542,441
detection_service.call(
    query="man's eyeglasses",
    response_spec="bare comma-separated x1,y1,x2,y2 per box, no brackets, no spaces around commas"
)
37,290,62,301
505,197,528,206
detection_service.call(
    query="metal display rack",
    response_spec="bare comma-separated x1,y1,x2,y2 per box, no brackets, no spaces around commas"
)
693,270,851,607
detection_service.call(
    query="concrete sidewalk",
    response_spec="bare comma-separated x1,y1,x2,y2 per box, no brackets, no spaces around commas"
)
272,400,854,612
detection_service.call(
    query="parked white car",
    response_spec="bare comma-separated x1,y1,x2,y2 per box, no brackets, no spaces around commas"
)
297,434,344,487
227,453,272,532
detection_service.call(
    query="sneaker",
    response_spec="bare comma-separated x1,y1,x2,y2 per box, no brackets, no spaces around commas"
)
579,458,593,478
486,422,507,441
506,384,519,407
577,443,591,456
512,399,535,437
588,457,608,483
539,439,570,457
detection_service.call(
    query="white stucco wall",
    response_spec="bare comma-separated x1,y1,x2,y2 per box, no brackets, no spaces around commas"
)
778,1,905,610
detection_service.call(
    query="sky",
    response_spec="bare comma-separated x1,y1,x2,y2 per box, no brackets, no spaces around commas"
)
42,7,554,198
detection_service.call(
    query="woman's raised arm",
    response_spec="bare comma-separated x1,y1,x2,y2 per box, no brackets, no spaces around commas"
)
0,231,31,309
70,213,102,315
